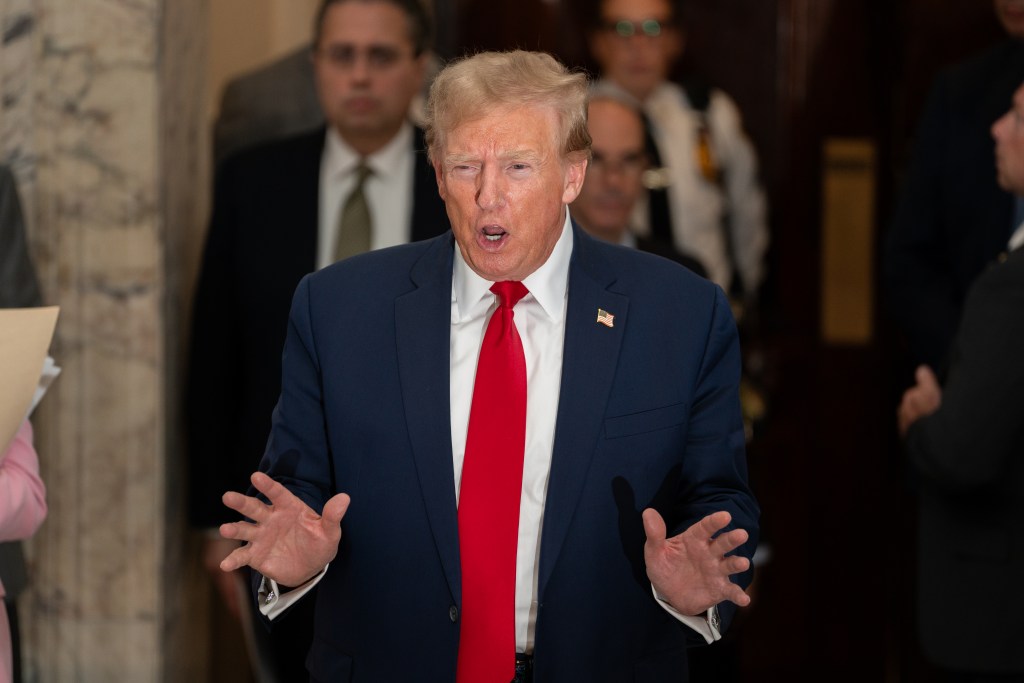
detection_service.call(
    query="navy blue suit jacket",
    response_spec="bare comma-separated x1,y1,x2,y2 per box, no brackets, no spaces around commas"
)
258,224,759,682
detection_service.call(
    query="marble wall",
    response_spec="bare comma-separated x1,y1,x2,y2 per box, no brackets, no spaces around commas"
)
1,0,206,680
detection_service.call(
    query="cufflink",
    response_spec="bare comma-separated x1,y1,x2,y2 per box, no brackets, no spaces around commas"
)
708,605,720,632
264,590,276,605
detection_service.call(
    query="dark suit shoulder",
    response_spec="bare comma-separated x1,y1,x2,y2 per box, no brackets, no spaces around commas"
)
576,228,720,307
306,233,452,301
217,126,325,182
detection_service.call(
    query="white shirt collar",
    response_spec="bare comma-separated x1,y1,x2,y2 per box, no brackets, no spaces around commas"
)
1009,219,1024,252
323,121,413,179
452,211,573,322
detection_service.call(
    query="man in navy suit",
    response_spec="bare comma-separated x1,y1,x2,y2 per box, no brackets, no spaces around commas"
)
186,0,449,678
220,50,758,682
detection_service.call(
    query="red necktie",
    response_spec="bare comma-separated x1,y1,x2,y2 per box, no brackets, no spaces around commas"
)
457,280,529,683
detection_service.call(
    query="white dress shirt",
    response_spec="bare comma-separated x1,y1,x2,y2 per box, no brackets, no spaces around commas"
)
260,212,720,646
317,123,415,270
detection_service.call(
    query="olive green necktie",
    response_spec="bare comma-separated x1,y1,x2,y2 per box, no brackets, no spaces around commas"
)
334,163,373,262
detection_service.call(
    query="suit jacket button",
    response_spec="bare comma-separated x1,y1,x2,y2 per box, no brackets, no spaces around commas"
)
449,605,459,622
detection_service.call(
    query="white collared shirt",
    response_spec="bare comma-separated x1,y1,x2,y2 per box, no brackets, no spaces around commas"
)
317,123,416,270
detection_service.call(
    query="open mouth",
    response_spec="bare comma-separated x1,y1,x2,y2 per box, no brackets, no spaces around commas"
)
482,225,508,243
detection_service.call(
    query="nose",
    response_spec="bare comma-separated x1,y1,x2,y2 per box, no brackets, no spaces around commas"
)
476,165,506,210
992,111,1010,142
349,54,372,83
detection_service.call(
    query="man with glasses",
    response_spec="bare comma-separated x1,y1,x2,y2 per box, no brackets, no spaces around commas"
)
186,1,449,679
587,0,768,305
572,86,706,277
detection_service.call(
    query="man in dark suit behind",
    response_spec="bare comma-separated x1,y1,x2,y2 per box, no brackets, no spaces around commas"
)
897,82,1024,681
186,0,449,678
219,50,758,682
885,0,1024,371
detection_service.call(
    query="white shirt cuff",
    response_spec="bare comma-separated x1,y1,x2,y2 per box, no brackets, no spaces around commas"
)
651,584,722,644
257,565,329,620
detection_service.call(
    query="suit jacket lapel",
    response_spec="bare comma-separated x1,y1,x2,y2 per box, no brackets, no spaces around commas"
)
394,234,462,601
538,226,629,596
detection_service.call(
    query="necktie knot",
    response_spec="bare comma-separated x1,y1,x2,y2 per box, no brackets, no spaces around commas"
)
353,162,372,186
490,280,528,310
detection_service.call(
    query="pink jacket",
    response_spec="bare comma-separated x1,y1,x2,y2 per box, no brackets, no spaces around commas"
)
0,420,48,601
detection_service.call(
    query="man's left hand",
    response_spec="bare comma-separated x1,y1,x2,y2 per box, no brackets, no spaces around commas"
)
643,509,751,616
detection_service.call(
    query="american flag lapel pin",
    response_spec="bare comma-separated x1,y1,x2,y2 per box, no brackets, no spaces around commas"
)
596,308,615,328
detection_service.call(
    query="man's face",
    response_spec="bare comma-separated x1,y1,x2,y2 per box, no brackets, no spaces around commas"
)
313,0,427,154
995,0,1024,39
589,0,682,102
992,83,1024,194
571,99,647,243
435,105,587,282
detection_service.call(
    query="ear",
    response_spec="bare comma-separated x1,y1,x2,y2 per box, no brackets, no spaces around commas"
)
434,161,448,201
561,156,588,204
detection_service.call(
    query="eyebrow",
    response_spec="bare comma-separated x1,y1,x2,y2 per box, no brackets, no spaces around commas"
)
444,150,543,165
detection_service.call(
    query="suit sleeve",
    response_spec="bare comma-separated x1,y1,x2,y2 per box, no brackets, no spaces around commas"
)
906,259,1024,492
675,286,760,633
0,421,48,545
255,275,334,513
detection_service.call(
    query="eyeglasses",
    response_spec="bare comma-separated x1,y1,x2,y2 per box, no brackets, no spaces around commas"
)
590,152,647,177
603,18,664,38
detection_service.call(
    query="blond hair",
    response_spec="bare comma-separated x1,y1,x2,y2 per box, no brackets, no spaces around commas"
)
425,50,591,164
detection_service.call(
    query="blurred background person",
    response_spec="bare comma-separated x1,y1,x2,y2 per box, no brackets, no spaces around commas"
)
572,85,706,277
896,81,1024,682
885,0,1024,373
586,0,768,306
185,0,449,679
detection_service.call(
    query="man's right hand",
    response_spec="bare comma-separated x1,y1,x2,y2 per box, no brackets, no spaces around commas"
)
219,471,351,587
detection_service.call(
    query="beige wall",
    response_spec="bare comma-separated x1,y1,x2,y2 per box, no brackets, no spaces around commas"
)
206,0,319,121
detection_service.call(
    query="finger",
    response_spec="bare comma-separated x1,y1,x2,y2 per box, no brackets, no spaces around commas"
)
222,490,270,522
642,508,667,544
250,471,295,505
322,493,351,529
220,520,260,543
724,555,751,575
726,585,752,607
711,527,749,556
915,364,938,390
220,544,252,572
694,510,733,543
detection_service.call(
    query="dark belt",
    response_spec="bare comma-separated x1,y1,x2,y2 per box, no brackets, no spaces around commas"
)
511,653,534,683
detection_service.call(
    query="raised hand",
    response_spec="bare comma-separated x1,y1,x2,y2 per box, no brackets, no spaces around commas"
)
219,471,351,587
897,364,942,437
643,509,751,617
